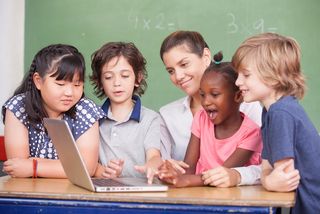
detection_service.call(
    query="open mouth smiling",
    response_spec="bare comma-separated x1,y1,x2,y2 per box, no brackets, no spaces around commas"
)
206,109,218,120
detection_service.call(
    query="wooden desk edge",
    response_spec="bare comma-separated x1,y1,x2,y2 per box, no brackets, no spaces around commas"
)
0,176,295,208
0,192,295,208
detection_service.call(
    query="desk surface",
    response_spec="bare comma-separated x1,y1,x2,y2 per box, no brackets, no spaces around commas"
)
0,176,295,208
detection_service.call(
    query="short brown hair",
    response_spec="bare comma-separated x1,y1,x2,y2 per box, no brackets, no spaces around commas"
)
232,32,305,99
160,30,209,61
90,42,147,99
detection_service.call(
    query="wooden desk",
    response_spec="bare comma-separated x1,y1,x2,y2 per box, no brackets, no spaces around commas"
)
0,176,294,213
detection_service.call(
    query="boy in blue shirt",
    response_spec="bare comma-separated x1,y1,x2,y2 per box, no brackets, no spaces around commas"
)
232,32,320,213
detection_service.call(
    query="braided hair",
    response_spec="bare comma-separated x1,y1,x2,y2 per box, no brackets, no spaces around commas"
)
2,44,85,128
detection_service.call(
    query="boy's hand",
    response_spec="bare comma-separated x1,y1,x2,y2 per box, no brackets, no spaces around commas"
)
135,150,163,184
202,166,240,187
265,160,300,192
102,159,124,178
134,164,159,184
135,157,163,184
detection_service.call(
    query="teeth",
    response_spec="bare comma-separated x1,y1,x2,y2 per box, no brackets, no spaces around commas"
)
208,111,216,119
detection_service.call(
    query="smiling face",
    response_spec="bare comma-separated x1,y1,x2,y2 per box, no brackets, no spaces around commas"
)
235,59,276,109
100,55,136,105
199,71,240,125
162,44,211,97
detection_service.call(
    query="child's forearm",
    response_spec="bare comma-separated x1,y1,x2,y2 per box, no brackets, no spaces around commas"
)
261,168,272,189
146,148,163,171
93,163,104,177
175,174,204,188
261,159,298,192
261,159,273,190
35,158,67,178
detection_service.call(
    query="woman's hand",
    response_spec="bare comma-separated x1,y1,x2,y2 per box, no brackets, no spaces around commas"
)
158,160,182,185
202,166,241,187
166,159,189,174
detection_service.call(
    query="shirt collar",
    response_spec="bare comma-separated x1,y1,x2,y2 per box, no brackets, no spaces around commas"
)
101,95,141,122
183,96,204,113
183,96,191,111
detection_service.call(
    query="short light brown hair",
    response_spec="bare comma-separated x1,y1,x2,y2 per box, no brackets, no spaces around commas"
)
232,32,305,99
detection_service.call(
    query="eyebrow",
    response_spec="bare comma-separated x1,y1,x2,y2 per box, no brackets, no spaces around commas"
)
165,57,189,70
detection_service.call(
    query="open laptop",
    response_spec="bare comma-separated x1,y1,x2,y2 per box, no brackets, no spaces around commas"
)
43,118,168,192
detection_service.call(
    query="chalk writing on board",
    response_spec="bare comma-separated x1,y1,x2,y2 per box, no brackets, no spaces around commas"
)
227,13,277,35
128,11,176,31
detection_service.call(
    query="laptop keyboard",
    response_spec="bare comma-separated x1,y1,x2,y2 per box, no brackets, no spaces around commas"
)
92,178,133,187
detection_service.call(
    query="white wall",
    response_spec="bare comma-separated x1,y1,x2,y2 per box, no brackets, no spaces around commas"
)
0,0,25,135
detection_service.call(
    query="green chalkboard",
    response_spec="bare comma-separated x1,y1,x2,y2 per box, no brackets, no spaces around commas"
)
25,0,320,131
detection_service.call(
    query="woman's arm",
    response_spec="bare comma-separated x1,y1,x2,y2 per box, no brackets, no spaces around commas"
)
160,115,173,160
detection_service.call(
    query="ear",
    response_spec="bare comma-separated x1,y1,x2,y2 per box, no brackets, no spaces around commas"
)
202,47,212,67
33,72,42,90
135,72,143,87
234,90,243,103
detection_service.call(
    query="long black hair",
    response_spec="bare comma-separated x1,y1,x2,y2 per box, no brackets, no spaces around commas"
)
2,44,85,128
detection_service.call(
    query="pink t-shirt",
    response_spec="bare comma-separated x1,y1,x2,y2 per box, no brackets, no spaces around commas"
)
192,110,262,174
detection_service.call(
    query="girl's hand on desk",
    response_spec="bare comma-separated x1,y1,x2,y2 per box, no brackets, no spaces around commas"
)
202,166,240,187
102,159,124,178
3,158,33,178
